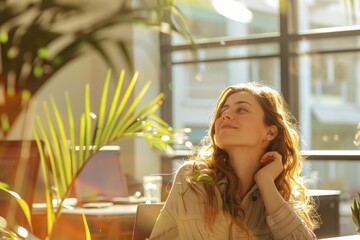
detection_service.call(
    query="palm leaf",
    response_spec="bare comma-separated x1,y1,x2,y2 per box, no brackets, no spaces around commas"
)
50,97,72,182
100,71,139,143
113,80,152,135
92,70,112,148
352,192,360,228
84,85,92,161
78,113,86,169
82,212,91,240
33,129,55,236
0,183,32,231
65,93,77,175
32,70,173,239
43,101,68,196
35,116,63,198
121,94,165,135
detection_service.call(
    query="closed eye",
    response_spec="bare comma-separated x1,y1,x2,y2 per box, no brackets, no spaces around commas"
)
219,101,252,116
237,107,248,113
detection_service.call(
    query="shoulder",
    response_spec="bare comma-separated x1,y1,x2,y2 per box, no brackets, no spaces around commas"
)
173,160,195,182
176,160,195,171
175,159,209,175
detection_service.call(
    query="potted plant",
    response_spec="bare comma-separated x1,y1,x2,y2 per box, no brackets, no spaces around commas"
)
0,70,176,239
352,192,360,234
352,123,360,233
0,0,194,138
0,1,195,238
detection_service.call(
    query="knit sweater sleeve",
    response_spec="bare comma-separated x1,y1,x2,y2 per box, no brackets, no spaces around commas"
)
148,162,187,240
266,203,317,239
148,161,226,240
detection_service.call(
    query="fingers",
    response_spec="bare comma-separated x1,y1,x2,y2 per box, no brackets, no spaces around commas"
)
255,151,284,183
259,151,282,167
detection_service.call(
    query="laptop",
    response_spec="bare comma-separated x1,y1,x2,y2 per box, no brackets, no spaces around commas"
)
132,203,164,240
73,146,129,206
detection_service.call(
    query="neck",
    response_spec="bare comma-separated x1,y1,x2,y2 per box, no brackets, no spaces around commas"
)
227,148,264,198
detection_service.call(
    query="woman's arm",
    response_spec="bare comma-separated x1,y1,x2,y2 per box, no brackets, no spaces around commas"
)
148,169,181,240
254,151,316,239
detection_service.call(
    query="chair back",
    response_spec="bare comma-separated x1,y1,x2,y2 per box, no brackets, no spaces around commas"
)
0,140,42,228
132,202,164,240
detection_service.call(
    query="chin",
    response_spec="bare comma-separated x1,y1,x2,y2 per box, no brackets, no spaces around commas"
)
216,142,231,151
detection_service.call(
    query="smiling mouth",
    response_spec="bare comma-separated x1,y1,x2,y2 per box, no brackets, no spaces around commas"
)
221,125,238,129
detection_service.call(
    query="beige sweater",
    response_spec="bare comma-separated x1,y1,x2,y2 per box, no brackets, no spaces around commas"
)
149,161,317,240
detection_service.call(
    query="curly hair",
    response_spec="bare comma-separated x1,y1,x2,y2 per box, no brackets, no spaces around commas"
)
185,82,318,231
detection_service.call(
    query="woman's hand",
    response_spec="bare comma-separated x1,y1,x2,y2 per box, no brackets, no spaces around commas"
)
254,151,283,183
254,152,288,217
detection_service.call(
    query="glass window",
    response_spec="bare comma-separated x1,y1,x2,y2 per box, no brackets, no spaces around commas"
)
172,58,280,144
173,0,279,44
172,42,279,63
295,51,360,150
163,0,360,237
303,159,360,236
296,36,360,53
294,0,360,32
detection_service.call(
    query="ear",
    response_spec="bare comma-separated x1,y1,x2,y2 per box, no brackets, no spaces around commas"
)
265,125,278,141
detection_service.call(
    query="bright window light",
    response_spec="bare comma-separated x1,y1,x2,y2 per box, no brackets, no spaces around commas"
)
265,0,279,9
212,0,253,23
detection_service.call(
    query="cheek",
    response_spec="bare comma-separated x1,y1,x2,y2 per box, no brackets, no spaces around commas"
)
213,119,221,142
214,118,221,131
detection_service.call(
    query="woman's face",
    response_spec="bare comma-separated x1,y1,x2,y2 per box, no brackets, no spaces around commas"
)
214,91,272,151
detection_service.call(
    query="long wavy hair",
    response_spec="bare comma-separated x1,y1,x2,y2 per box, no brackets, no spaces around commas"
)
185,82,318,231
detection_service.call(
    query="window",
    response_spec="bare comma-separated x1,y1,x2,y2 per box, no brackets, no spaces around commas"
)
161,0,360,236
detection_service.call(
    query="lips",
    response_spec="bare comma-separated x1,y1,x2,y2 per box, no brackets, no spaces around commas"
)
220,124,238,129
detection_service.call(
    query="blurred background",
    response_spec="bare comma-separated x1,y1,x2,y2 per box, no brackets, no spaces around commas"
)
1,0,360,239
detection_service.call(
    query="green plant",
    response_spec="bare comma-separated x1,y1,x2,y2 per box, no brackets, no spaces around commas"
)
0,182,32,239
1,70,175,239
351,192,360,233
354,123,360,146
352,123,360,233
0,0,194,137
35,69,174,239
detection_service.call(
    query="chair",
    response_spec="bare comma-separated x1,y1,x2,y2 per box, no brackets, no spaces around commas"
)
132,203,164,240
0,140,42,228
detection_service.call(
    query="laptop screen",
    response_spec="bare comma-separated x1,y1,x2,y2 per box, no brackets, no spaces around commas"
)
74,146,128,204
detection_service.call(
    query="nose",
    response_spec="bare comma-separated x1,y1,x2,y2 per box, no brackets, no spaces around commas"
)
221,110,233,120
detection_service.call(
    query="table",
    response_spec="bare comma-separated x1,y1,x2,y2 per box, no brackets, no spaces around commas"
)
321,235,359,239
32,201,138,240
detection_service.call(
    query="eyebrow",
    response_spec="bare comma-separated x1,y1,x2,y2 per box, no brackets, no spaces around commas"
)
221,100,253,110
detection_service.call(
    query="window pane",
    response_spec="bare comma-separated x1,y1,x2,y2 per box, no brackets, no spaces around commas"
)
294,0,360,32
297,36,360,53
173,0,279,44
303,159,360,236
172,42,279,63
172,58,280,144
296,51,360,150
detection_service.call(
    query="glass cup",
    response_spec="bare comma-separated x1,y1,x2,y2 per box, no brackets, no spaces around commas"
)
143,175,163,203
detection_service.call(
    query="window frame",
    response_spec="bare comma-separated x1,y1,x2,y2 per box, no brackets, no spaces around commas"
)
159,0,360,155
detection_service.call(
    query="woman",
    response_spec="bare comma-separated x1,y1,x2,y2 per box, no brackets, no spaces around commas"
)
149,82,318,239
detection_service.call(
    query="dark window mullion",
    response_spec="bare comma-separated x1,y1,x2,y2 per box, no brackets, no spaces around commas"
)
159,32,173,126
279,0,291,104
